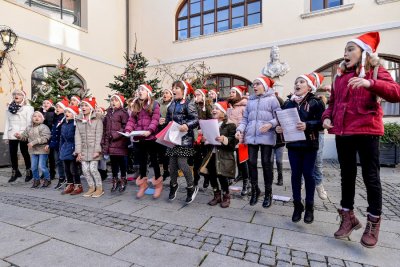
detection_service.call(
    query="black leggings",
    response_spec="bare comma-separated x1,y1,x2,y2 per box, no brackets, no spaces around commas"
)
248,144,273,193
137,140,161,178
207,154,230,193
9,140,31,170
110,155,127,177
63,159,81,184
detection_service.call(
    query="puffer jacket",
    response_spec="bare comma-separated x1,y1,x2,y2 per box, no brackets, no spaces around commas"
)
237,91,281,145
166,99,199,147
125,101,160,141
48,113,65,150
75,113,103,161
227,97,247,126
282,93,325,150
59,119,76,161
39,107,55,130
200,119,238,178
19,123,51,154
102,107,129,156
322,66,400,136
3,104,34,140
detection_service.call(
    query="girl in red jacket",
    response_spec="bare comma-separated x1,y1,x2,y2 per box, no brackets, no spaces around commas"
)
125,85,161,199
322,32,400,248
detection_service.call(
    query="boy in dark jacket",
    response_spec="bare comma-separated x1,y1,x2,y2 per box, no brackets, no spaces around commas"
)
40,99,56,180
200,101,238,208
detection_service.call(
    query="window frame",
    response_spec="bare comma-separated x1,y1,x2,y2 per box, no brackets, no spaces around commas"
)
205,73,252,99
176,0,262,40
310,0,343,12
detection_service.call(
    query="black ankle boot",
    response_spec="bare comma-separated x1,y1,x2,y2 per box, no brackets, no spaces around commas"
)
262,191,272,208
292,201,304,223
119,177,127,192
8,169,22,183
25,169,33,182
304,203,314,224
111,177,119,192
241,178,249,196
249,185,260,206
276,173,283,186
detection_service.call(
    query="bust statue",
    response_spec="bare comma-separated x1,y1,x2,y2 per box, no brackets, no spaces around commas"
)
261,46,290,96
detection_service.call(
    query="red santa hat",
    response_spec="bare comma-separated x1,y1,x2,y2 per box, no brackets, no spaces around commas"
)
195,88,208,111
71,95,81,104
231,85,248,98
64,105,80,116
32,111,45,123
255,76,275,91
348,32,380,78
56,96,69,110
310,72,325,89
110,93,125,107
181,81,194,100
214,101,228,114
138,84,154,105
297,74,317,92
81,97,97,110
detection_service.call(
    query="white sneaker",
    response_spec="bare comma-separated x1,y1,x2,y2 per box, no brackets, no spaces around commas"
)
316,184,328,200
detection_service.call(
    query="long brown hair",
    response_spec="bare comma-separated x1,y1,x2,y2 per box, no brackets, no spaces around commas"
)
130,97,155,115
227,91,243,106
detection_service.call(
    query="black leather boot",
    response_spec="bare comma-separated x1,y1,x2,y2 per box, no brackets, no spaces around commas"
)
292,201,304,223
249,185,260,206
304,203,314,224
262,191,272,208
8,169,22,183
241,177,249,196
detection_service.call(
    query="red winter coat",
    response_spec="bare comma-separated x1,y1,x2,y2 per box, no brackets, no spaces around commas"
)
101,107,129,156
322,66,400,136
125,102,160,141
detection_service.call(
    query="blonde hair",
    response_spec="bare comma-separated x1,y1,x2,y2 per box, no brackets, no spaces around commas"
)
338,52,381,76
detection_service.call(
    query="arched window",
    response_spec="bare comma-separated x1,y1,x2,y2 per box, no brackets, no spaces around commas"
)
205,73,252,99
315,55,400,116
176,0,262,40
31,65,86,98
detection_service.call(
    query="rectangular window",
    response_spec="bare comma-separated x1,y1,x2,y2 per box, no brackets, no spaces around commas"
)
217,0,229,8
190,1,201,14
311,0,342,11
217,20,229,32
203,12,214,24
190,26,201,38
203,23,215,35
17,0,82,26
190,16,201,27
232,17,244,29
247,13,260,25
178,29,188,40
203,0,214,11
232,5,244,18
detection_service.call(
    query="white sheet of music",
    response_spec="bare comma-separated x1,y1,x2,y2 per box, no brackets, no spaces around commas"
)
275,108,306,142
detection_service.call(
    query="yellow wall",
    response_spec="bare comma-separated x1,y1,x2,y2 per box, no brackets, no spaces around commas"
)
0,0,127,132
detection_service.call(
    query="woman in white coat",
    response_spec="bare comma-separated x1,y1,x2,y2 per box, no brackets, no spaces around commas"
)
3,89,34,182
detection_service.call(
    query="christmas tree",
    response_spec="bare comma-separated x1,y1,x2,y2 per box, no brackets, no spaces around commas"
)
30,53,89,110
108,49,160,100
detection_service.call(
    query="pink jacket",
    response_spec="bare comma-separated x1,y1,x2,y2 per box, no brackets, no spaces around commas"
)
322,66,400,136
227,97,248,126
125,102,160,141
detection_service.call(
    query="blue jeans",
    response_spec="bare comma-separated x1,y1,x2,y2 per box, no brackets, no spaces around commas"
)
52,149,65,179
288,149,317,205
31,154,50,181
313,133,324,186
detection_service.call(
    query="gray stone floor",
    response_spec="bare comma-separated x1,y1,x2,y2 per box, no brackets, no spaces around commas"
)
0,161,399,267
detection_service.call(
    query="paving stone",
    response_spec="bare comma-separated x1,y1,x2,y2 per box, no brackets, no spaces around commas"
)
205,237,220,245
0,259,10,267
208,232,221,239
292,256,308,265
132,229,155,237
175,237,191,246
197,230,211,237
276,253,291,262
276,260,292,267
114,237,207,267
292,250,307,258
187,240,203,249
214,245,230,255
246,246,261,254
201,253,262,267
244,252,259,263
231,243,246,252
157,235,175,242
5,239,131,267
277,247,291,254
201,243,216,252
193,235,206,242
228,250,244,259
0,203,56,227
261,244,277,251
220,235,234,242
327,257,345,266
344,262,363,267
233,238,247,245
181,232,196,238
247,241,262,248
309,261,328,267
307,253,326,262
259,256,276,266
261,249,276,258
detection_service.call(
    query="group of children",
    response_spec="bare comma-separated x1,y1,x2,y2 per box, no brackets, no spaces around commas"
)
4,31,400,249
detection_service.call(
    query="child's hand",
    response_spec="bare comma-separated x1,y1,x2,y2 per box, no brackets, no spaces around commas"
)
142,131,151,137
159,118,166,125
76,153,82,162
44,145,49,151
296,122,306,131
215,135,225,143
348,77,371,89
179,124,189,132
259,123,272,133
93,152,101,159
201,136,207,142
14,133,21,139
27,143,33,149
276,126,283,134
235,131,242,140
323,119,334,129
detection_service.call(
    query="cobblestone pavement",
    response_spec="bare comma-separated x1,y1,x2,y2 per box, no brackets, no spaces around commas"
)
0,162,399,267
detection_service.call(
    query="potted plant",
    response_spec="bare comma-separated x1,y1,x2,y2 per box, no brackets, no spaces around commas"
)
380,122,400,167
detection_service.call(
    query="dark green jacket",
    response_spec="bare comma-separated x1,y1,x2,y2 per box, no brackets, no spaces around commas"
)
200,119,238,178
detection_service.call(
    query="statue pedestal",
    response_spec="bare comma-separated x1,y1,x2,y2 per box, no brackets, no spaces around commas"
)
272,79,284,97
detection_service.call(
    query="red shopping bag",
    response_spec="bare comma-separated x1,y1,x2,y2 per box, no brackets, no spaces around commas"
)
238,143,249,163
155,121,175,148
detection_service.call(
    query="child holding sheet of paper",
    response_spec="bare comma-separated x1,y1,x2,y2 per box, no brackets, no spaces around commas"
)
200,102,237,208
125,84,161,199
276,74,325,224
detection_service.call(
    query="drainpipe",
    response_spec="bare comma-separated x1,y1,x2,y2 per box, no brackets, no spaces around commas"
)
126,0,130,55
